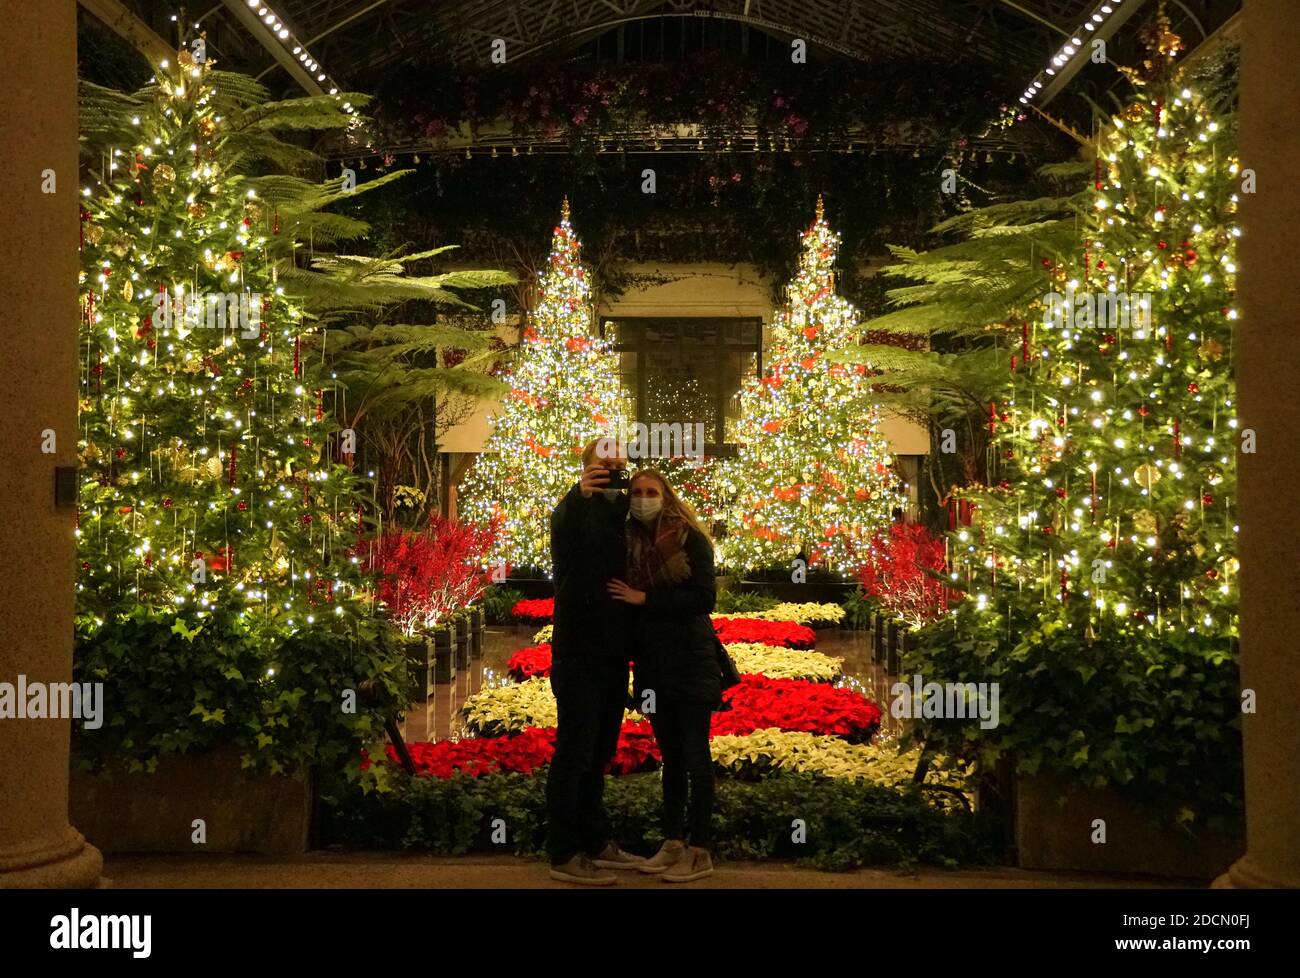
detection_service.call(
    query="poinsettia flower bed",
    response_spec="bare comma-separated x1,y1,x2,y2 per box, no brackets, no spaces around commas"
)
377,721,663,778
510,597,555,622
506,643,553,681
712,676,881,742
507,641,842,683
712,616,816,649
462,673,878,741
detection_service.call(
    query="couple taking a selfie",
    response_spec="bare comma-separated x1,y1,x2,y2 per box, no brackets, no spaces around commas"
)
545,437,731,884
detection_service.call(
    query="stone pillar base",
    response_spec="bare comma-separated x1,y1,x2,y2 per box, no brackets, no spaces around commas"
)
0,827,103,889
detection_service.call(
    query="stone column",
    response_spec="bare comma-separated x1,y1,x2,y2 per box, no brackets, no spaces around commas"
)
0,0,104,887
1218,0,1300,889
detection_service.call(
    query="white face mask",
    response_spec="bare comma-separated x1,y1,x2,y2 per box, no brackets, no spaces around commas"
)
630,496,663,523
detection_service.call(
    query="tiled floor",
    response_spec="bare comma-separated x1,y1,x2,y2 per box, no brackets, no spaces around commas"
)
400,624,904,744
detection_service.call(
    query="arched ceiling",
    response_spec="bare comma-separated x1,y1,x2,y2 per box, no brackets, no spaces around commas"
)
271,0,1100,79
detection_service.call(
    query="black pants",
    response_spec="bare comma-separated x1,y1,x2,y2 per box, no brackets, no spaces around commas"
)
545,656,629,864
647,699,715,846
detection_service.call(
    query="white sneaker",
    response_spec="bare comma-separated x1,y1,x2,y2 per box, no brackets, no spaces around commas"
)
662,847,714,883
637,839,687,875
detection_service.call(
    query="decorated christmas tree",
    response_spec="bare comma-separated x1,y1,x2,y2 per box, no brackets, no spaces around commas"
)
900,18,1244,823
76,51,379,634
720,197,906,573
955,15,1239,641
458,200,625,574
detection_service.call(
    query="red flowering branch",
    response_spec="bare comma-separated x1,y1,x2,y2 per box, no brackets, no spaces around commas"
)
854,522,959,627
366,514,498,634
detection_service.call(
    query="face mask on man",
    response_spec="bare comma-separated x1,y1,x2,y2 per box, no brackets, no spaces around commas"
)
630,496,663,523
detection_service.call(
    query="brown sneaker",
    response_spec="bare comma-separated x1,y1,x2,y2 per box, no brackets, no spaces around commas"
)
590,841,646,870
662,847,713,883
637,840,687,875
549,854,617,885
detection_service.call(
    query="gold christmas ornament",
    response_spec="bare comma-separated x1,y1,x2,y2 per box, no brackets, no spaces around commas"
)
198,117,217,137
120,279,134,302
188,201,208,220
1133,509,1158,534
110,237,129,257
1197,337,1225,362
202,456,223,481
152,163,177,188
1133,463,1162,489
84,224,104,246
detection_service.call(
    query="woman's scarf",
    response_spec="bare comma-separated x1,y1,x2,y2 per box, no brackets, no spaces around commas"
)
626,514,692,591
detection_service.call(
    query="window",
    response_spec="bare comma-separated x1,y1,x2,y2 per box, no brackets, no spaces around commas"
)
600,317,763,456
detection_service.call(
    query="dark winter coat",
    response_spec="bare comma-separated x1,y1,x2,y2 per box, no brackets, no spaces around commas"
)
630,525,721,708
549,483,630,663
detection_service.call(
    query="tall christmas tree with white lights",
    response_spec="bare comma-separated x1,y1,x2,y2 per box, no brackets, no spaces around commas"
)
721,197,905,573
76,50,375,633
954,15,1240,639
459,200,625,574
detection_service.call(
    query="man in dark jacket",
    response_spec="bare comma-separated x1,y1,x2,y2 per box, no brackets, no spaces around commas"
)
545,439,646,884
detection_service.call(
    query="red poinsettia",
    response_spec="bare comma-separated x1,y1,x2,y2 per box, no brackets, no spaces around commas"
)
372,720,664,779
511,597,555,623
712,676,881,742
366,514,497,634
853,521,959,626
506,643,553,681
712,617,816,650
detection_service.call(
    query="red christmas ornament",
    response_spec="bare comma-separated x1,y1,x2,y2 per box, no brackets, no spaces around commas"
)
237,500,248,511
1202,493,1214,506
302,514,313,525
1055,487,1067,499
1042,526,1053,535
163,498,173,508
1187,382,1200,394
228,444,238,486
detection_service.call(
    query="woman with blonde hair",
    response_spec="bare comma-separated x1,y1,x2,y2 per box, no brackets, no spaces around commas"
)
607,468,721,882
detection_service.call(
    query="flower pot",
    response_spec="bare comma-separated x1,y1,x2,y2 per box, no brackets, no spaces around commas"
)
454,615,470,669
433,624,456,684
402,633,434,701
70,746,311,854
870,611,885,665
1015,772,1242,878
469,607,484,658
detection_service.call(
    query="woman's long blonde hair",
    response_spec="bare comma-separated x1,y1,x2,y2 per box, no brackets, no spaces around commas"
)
630,468,709,539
